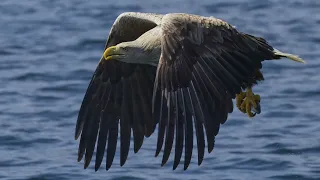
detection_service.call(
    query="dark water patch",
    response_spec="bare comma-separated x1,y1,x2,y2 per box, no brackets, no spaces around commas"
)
12,127,41,134
275,103,297,110
263,110,300,118
288,22,315,35
232,158,292,170
264,143,320,156
39,82,82,93
310,36,320,44
110,176,147,180
0,122,11,128
31,137,61,145
54,113,79,123
4,44,28,52
31,94,63,102
276,18,305,26
108,4,143,12
269,174,317,180
221,117,248,126
0,49,15,55
303,113,320,121
0,91,20,97
299,89,320,98
295,146,320,155
289,1,320,9
77,38,106,48
248,133,282,139
68,69,94,81
23,173,87,180
34,110,67,122
0,3,35,17
9,72,62,82
1,159,48,168
0,63,26,70
241,1,273,12
203,2,240,14
0,135,29,148
1,135,60,148
268,148,303,155
215,142,244,149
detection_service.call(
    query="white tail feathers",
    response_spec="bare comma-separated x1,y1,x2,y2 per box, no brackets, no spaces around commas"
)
273,48,305,63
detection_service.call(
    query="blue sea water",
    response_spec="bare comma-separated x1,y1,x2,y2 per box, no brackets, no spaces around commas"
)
0,0,319,179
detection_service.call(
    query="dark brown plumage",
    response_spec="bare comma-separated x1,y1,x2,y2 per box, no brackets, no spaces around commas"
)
75,12,305,171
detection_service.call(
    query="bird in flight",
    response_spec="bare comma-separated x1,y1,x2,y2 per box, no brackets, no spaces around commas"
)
74,12,305,171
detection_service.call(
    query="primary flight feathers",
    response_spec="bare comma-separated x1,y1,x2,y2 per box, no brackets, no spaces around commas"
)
74,12,305,171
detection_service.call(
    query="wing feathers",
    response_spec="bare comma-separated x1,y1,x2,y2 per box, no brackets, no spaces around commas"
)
106,118,119,170
161,92,175,166
76,13,278,171
76,12,163,169
191,70,215,152
131,75,145,153
95,112,109,171
120,79,131,166
76,61,157,170
152,13,276,170
173,91,184,170
189,81,205,166
94,83,112,170
183,88,193,170
155,91,167,157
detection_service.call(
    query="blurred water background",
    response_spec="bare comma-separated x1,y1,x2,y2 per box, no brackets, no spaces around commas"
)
0,0,320,179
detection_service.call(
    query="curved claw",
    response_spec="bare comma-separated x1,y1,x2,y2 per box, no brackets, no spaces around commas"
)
249,94,260,107
246,93,260,118
237,88,261,118
247,109,256,117
252,102,261,114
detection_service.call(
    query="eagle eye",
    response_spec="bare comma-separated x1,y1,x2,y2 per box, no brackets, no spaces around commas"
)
122,47,128,51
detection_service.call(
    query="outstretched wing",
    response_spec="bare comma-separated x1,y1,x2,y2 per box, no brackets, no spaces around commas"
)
153,13,276,170
75,12,163,170
103,12,163,49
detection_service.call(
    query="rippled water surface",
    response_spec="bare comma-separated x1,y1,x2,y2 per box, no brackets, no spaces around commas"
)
1,0,320,179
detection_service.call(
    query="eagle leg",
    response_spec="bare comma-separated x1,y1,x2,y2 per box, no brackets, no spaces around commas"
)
236,87,261,117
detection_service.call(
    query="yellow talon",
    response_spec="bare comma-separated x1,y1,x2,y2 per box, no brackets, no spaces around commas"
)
236,87,261,118
246,101,254,117
240,98,246,113
236,91,246,113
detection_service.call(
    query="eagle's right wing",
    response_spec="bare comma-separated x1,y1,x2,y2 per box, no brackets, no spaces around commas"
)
153,13,276,170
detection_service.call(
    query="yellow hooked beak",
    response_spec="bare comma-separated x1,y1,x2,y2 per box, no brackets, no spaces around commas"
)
103,46,125,61
103,46,117,60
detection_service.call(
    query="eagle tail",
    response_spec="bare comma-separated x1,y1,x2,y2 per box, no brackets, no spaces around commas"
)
273,48,306,63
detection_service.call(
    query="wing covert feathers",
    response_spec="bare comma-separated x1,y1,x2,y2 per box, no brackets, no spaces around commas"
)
152,13,277,170
75,13,302,171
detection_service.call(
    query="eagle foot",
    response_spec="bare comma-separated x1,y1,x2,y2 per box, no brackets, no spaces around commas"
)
236,87,261,117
